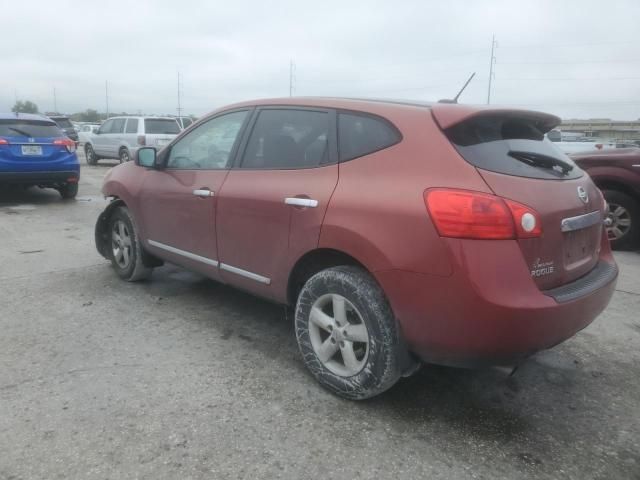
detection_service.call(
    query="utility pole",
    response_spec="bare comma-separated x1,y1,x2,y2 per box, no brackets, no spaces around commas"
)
53,87,58,113
177,71,182,118
289,60,296,97
487,35,497,104
105,80,110,118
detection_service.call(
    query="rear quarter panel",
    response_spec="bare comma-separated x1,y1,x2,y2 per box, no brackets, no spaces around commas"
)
320,107,491,276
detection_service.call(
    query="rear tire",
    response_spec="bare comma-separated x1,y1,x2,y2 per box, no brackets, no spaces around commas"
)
58,183,78,199
603,189,640,250
107,206,153,281
85,144,98,165
295,266,403,400
119,148,131,163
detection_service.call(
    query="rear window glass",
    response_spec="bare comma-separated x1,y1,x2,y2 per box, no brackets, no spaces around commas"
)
52,118,73,128
144,119,180,134
446,115,583,180
338,113,401,161
0,120,62,137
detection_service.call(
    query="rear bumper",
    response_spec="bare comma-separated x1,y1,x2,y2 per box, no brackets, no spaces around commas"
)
376,238,618,367
0,170,80,185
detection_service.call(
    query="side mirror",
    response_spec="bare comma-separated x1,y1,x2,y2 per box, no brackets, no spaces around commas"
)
94,129,101,135
137,147,158,168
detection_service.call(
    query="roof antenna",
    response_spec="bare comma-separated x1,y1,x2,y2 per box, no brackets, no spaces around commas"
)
438,72,476,104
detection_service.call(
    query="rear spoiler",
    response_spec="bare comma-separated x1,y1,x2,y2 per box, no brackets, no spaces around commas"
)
431,104,561,134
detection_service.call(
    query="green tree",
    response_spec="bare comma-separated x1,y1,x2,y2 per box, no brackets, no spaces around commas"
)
11,100,39,114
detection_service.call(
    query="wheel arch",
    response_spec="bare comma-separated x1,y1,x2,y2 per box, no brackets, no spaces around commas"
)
94,197,163,267
595,179,640,203
287,248,369,306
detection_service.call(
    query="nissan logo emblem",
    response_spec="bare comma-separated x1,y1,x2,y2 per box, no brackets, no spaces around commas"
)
577,186,589,204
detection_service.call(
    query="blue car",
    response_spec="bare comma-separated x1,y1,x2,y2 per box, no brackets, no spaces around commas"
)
0,113,80,198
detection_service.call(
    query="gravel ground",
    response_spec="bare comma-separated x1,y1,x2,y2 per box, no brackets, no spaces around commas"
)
1,153,639,480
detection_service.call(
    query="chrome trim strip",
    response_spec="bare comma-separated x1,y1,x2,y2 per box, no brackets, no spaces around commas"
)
284,197,318,208
219,263,271,285
561,210,603,233
147,240,219,267
632,164,640,168
193,189,214,197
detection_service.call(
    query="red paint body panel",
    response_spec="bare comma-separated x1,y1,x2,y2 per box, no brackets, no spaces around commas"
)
375,233,616,367
216,166,338,301
99,97,618,368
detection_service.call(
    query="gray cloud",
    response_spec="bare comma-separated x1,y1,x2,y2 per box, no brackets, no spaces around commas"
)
2,0,639,119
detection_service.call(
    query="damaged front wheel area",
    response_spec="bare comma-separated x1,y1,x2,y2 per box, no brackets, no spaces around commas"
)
295,266,403,400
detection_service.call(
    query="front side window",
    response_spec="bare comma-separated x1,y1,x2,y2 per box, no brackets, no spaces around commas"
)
111,118,126,134
240,109,329,169
98,119,113,134
338,112,401,162
125,118,139,133
167,110,248,170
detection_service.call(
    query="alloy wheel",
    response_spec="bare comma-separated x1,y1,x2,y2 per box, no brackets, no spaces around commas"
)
308,293,370,376
605,202,632,240
111,220,133,269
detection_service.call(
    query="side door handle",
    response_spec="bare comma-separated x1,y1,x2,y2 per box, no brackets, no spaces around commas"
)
284,197,318,208
193,188,215,198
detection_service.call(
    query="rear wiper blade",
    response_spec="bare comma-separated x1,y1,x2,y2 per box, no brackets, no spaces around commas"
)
8,127,34,137
509,150,574,175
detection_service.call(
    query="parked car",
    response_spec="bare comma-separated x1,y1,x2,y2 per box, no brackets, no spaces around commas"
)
175,116,194,130
94,98,617,399
78,124,100,144
84,116,180,165
48,115,79,143
0,113,79,198
571,148,640,249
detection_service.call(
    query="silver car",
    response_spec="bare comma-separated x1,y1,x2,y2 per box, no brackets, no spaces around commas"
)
84,116,180,164
78,124,100,144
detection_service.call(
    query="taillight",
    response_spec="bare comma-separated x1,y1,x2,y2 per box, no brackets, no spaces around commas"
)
0,138,8,145
54,138,76,153
424,189,542,240
137,135,146,146
504,199,542,238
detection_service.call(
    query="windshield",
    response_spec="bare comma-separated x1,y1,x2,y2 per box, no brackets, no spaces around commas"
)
144,119,180,134
0,119,62,137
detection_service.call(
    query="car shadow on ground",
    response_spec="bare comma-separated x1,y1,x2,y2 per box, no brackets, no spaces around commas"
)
133,263,629,458
0,186,65,206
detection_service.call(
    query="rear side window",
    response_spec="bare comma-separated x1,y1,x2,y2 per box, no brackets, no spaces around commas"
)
111,118,126,134
446,115,583,180
125,118,138,133
0,120,62,137
145,119,180,134
338,113,401,161
240,109,329,169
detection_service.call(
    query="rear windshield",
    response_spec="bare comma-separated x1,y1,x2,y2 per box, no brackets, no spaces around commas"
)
52,118,73,128
0,119,62,138
446,115,583,180
144,119,180,134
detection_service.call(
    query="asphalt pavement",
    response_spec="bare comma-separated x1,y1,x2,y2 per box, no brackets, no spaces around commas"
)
1,153,639,480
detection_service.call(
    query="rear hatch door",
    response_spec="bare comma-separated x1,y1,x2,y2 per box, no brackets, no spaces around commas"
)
0,120,71,171
144,118,181,148
433,106,605,290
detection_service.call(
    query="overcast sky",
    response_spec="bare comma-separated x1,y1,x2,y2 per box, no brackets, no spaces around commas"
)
2,0,639,119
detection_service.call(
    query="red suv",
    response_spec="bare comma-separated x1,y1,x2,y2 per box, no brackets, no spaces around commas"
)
95,98,617,399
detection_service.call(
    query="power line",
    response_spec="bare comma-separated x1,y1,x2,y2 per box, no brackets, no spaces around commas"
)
497,76,640,81
497,40,638,50
497,59,640,65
